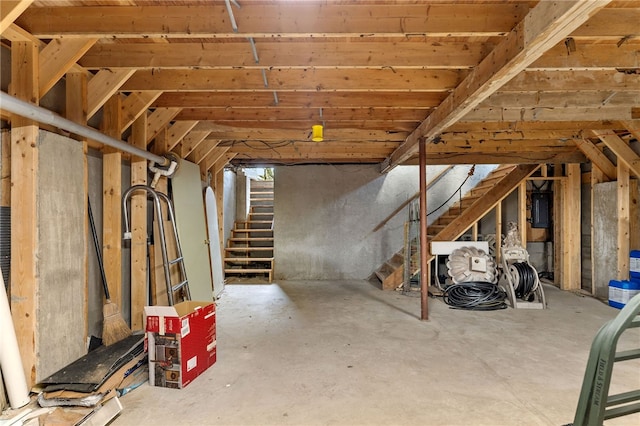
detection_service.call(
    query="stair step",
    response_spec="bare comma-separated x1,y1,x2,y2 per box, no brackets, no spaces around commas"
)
225,268,272,273
249,212,274,217
236,220,273,225
232,228,273,234
251,190,274,196
229,237,274,242
225,257,274,262
225,247,273,251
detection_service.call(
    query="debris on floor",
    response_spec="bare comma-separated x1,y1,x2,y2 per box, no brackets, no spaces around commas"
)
1,334,147,426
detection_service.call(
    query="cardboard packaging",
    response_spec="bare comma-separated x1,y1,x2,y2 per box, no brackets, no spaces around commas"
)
145,301,216,388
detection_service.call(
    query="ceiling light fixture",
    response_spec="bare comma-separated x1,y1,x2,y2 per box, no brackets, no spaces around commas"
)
312,108,324,142
312,124,324,142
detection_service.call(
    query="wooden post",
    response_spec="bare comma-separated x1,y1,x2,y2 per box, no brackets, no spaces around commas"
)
590,166,605,295
495,202,502,265
214,169,225,264
419,138,429,321
130,113,148,330
553,165,564,287
617,162,630,281
101,95,123,311
65,71,89,345
518,181,527,248
10,40,39,387
561,164,581,290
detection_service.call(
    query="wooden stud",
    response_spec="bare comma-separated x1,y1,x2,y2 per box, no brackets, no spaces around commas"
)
519,181,527,248
130,113,148,331
10,40,39,387
1,133,11,207
553,166,563,287
101,95,123,309
617,161,630,281
561,164,581,291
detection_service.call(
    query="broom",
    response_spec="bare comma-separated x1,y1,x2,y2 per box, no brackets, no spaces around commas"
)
88,197,132,346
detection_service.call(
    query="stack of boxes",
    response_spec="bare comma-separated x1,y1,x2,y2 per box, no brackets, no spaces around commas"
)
608,250,640,309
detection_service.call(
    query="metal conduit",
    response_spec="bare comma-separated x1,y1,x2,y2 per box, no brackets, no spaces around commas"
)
0,91,169,166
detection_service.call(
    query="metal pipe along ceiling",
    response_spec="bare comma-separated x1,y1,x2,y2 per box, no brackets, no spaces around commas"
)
0,91,168,166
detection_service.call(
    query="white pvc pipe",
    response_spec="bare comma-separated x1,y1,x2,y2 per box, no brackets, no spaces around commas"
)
0,271,30,409
0,91,168,166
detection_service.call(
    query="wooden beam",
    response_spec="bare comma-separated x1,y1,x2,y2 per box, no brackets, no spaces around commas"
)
0,0,33,33
87,68,136,119
200,147,230,179
10,40,39,387
461,106,633,123
80,40,485,69
38,38,97,97
177,130,210,158
130,113,147,331
155,91,446,109
621,120,640,142
18,4,528,38
592,130,640,178
382,0,611,172
120,91,162,134
483,91,640,110
101,95,123,310
166,121,199,152
175,107,429,122
146,108,181,145
617,161,630,281
213,153,236,176
561,164,581,291
419,139,429,321
185,134,217,164
121,69,460,92
574,138,616,180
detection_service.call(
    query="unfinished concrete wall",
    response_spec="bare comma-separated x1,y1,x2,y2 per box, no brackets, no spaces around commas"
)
223,169,236,244
273,164,495,280
235,170,249,222
593,180,640,299
36,131,86,380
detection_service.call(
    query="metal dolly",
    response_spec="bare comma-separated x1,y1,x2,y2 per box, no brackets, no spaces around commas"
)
122,185,190,306
571,292,640,425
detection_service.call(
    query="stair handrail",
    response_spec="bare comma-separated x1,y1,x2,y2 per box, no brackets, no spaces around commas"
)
372,165,454,232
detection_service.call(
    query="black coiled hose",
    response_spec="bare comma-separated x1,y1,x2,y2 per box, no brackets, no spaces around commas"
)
443,281,507,311
512,262,536,300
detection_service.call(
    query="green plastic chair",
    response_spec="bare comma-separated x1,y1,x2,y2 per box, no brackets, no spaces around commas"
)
572,292,640,425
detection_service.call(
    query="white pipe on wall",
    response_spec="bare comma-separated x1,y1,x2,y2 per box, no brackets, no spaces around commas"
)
0,270,30,409
0,91,168,166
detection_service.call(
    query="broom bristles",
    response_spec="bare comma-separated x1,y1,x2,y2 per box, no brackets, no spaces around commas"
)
103,300,132,346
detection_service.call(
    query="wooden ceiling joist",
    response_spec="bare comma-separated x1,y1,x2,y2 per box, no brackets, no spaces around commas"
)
382,0,613,172
16,4,529,38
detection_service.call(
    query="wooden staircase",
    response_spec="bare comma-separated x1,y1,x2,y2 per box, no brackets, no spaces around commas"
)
371,164,538,290
224,179,274,282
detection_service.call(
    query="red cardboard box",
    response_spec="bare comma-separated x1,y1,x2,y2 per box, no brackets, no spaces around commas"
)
144,301,216,389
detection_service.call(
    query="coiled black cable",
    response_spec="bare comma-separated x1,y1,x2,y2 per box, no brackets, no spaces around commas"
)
512,262,536,301
442,281,507,311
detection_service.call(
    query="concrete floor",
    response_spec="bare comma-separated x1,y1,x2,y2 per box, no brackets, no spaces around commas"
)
114,281,640,426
